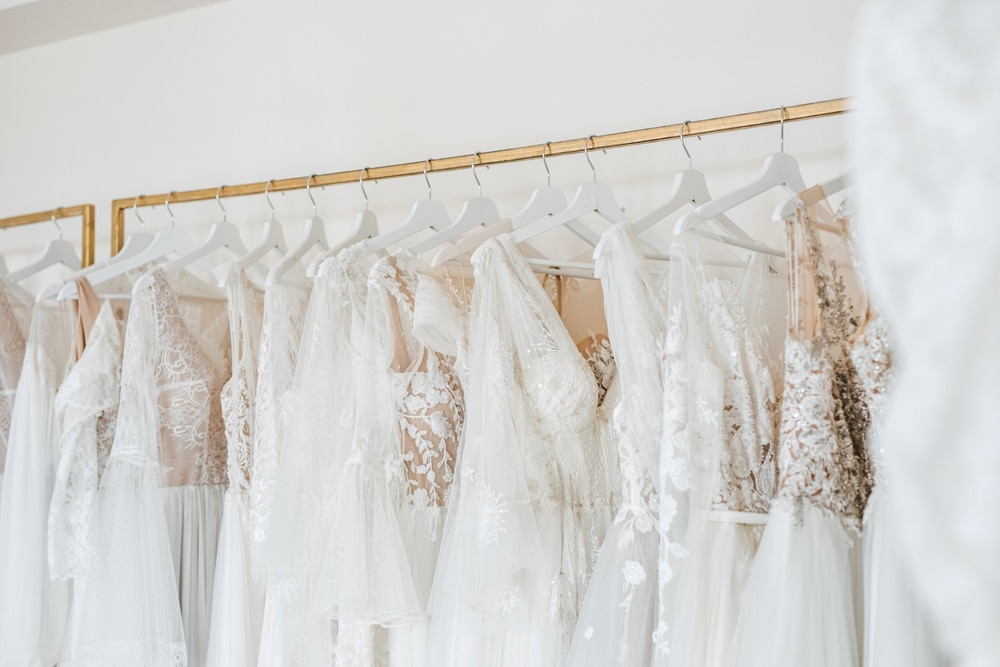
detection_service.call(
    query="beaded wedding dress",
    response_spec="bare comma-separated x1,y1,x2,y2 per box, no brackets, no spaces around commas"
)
730,205,872,667
0,277,29,500
425,234,614,667
60,267,230,667
657,225,781,667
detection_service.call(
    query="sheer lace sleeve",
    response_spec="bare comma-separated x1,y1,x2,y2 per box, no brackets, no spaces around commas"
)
313,257,421,623
48,302,122,581
62,273,186,667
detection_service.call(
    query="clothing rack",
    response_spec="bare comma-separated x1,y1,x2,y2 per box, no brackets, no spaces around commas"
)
0,205,97,267
110,97,851,255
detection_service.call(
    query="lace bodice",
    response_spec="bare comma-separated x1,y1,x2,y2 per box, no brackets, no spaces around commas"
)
370,255,465,510
0,279,29,474
48,301,124,580
776,206,873,529
702,278,779,514
121,267,230,487
220,265,263,492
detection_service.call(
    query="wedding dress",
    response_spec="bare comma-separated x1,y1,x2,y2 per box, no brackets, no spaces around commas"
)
61,267,229,667
730,205,872,667
853,2,1000,665
206,265,265,666
567,224,663,667
259,243,372,666
425,234,614,667
312,253,465,667
0,299,73,667
657,227,780,667
0,276,30,499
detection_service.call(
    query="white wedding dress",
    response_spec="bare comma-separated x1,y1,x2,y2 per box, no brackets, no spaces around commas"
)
61,267,229,667
0,277,30,500
730,206,872,667
259,243,374,666
206,265,266,666
656,226,781,667
853,2,1000,665
425,234,614,667
312,252,466,667
0,298,73,667
567,224,663,667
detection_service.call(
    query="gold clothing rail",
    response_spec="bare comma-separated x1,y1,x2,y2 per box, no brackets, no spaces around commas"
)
110,97,851,255
0,204,96,267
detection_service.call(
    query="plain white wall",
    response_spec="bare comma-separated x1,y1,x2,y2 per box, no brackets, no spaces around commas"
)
0,0,863,270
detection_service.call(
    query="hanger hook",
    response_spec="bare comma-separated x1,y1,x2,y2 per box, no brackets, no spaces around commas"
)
132,194,146,232
680,121,693,170
542,142,552,187
360,168,370,210
264,180,276,222
471,153,483,197
584,135,597,183
423,159,432,199
306,175,318,216
51,208,64,239
215,185,228,223
779,105,786,153
165,192,177,229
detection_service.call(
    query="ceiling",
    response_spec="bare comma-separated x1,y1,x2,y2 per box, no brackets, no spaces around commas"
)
0,0,227,56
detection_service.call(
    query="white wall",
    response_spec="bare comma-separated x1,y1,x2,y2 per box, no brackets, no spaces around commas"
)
0,0,863,271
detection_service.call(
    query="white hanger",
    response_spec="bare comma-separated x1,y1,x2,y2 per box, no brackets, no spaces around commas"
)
327,168,381,256
6,211,82,285
167,186,248,274
411,154,501,255
232,180,288,279
675,108,805,250
511,142,600,245
511,136,625,244
266,175,330,287
431,218,513,267
633,122,783,257
367,159,452,253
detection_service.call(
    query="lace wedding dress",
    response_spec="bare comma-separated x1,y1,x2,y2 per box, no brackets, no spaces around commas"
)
0,277,30,500
250,264,310,582
567,224,662,667
0,299,73,667
730,205,872,667
61,267,230,667
206,265,265,666
259,243,373,666
425,234,614,667
655,226,781,667
311,253,465,667
853,2,1000,665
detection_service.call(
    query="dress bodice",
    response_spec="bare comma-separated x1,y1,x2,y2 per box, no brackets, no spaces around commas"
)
135,268,230,487
775,206,873,529
0,279,29,473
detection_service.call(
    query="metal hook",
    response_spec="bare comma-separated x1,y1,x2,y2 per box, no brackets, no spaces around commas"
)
680,120,693,170
360,168,370,210
471,153,483,197
165,192,177,229
132,195,146,232
542,142,552,187
51,208,64,239
215,186,228,223
306,175,318,216
264,180,276,222
584,135,597,183
423,160,432,199
779,106,786,153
